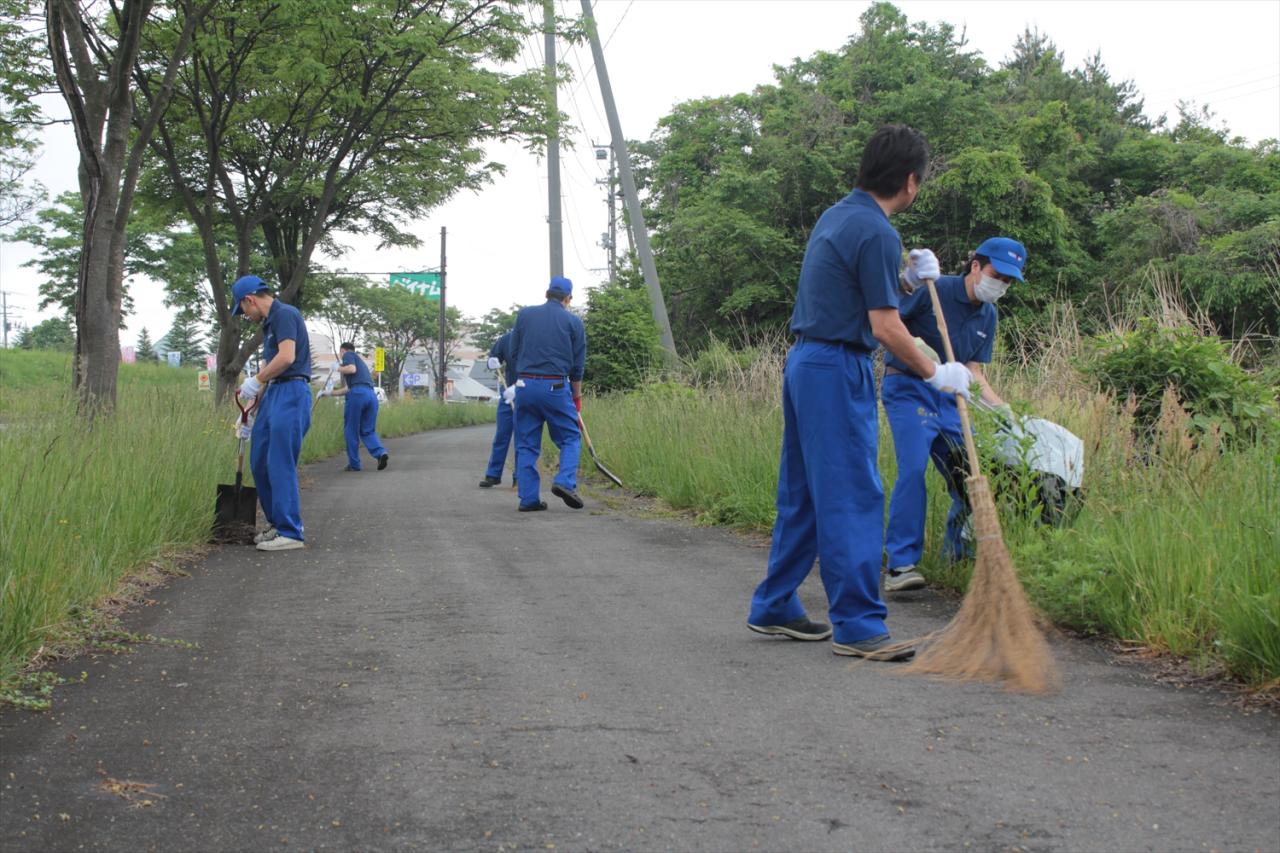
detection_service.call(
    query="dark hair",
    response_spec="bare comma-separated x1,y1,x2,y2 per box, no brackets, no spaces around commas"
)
963,254,991,274
545,290,569,303
340,342,355,351
855,124,930,197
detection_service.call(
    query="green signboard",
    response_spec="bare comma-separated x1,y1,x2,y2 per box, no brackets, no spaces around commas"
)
389,272,441,300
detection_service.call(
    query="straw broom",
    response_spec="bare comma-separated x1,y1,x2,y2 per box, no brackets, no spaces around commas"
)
894,278,1060,694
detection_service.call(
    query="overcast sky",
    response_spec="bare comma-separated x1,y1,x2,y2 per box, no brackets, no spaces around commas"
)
2,0,1277,350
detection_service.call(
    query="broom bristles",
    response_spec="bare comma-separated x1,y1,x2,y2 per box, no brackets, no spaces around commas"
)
896,475,1061,694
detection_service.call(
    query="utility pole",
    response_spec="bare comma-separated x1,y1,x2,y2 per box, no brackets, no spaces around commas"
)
593,141,618,284
580,0,676,362
437,226,448,401
1,290,9,348
544,0,563,279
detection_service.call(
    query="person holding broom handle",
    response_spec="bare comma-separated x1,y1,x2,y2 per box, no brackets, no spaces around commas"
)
324,342,389,473
881,238,1026,593
746,124,972,661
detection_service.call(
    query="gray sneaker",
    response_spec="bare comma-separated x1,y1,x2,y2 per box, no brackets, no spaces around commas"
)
832,634,915,661
253,525,278,544
884,566,926,592
747,617,832,641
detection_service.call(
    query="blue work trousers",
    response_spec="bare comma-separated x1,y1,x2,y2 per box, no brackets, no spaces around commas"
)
749,341,889,645
514,378,580,507
343,385,387,470
250,379,312,541
882,373,971,567
485,395,516,481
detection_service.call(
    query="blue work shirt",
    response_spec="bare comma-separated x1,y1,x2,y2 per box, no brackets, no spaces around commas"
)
341,350,374,388
884,275,996,374
262,299,311,380
510,300,586,380
789,189,902,352
489,331,517,388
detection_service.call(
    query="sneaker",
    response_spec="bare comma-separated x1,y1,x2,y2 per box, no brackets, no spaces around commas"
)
832,634,915,661
551,484,584,509
256,536,305,552
377,453,389,471
518,501,548,512
884,566,926,592
253,525,277,544
343,464,360,472
747,617,832,641
478,476,501,488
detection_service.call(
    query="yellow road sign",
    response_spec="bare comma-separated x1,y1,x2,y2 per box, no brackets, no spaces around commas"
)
373,347,385,373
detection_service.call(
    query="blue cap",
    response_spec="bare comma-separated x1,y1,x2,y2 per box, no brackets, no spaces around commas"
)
548,275,573,295
230,275,269,316
975,237,1026,281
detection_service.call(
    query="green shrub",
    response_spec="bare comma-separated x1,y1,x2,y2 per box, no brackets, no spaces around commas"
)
1079,320,1278,440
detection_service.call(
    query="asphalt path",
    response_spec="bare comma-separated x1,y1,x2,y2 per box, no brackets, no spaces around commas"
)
2,424,1277,852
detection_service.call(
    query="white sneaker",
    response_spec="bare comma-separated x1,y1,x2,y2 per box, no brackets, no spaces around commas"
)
253,525,277,544
256,535,304,552
884,566,926,592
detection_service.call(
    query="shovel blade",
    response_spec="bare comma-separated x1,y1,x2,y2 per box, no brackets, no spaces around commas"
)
214,483,258,540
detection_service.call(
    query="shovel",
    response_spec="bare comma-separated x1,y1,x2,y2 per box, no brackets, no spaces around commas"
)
214,392,259,542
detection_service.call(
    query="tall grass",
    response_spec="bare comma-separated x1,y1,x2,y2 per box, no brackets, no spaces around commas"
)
0,350,493,685
583,329,1280,686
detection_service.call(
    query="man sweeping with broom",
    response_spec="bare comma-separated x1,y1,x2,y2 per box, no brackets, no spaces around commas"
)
746,125,973,661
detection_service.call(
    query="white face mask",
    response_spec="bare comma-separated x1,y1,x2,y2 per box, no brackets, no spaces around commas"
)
974,274,1009,304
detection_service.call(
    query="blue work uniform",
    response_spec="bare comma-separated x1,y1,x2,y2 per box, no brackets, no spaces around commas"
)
748,189,901,645
883,275,996,566
340,350,387,471
250,300,313,542
484,331,518,482
509,300,586,508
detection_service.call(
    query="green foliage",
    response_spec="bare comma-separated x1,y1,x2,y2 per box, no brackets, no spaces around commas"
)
583,279,660,393
471,304,521,354
1079,320,1279,440
19,317,75,352
162,308,209,367
135,327,156,361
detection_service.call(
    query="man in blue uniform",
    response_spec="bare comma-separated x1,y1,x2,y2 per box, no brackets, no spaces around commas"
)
324,342,389,473
479,330,517,488
232,275,313,552
509,276,586,512
745,125,973,660
881,237,1026,592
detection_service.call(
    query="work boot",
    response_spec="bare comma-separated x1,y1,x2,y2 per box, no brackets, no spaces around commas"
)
478,476,501,488
518,501,548,512
747,617,832,641
253,525,278,544
256,536,305,552
551,484,584,509
832,634,915,661
377,453,389,471
884,566,926,592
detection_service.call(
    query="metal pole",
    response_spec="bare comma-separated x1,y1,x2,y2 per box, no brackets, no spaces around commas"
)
607,145,618,284
579,0,676,361
438,226,447,401
544,0,563,279
1,290,8,348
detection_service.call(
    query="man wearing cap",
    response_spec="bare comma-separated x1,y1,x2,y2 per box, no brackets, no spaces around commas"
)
880,237,1026,592
231,275,313,552
508,276,586,512
324,342,389,473
746,124,973,661
478,329,517,488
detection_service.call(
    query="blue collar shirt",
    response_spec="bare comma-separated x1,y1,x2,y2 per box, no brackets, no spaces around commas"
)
341,350,374,388
884,274,996,373
262,299,312,380
510,300,586,381
789,188,902,353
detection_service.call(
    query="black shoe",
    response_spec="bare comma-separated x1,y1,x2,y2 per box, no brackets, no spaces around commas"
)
832,634,915,661
343,464,360,472
551,484,584,509
518,501,548,512
478,476,501,488
377,454,389,471
747,617,832,641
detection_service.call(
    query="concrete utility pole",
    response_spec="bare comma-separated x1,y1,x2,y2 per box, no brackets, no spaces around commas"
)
437,226,448,401
593,141,618,285
1,290,10,348
544,0,563,280
579,0,676,362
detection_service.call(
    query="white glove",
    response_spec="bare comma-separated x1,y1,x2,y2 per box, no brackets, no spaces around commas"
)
239,375,262,401
925,361,973,399
903,248,941,293
502,385,516,405
316,388,331,399
487,356,501,370
236,421,252,440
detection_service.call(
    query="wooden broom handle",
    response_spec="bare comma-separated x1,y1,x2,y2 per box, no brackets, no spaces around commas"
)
923,278,982,479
